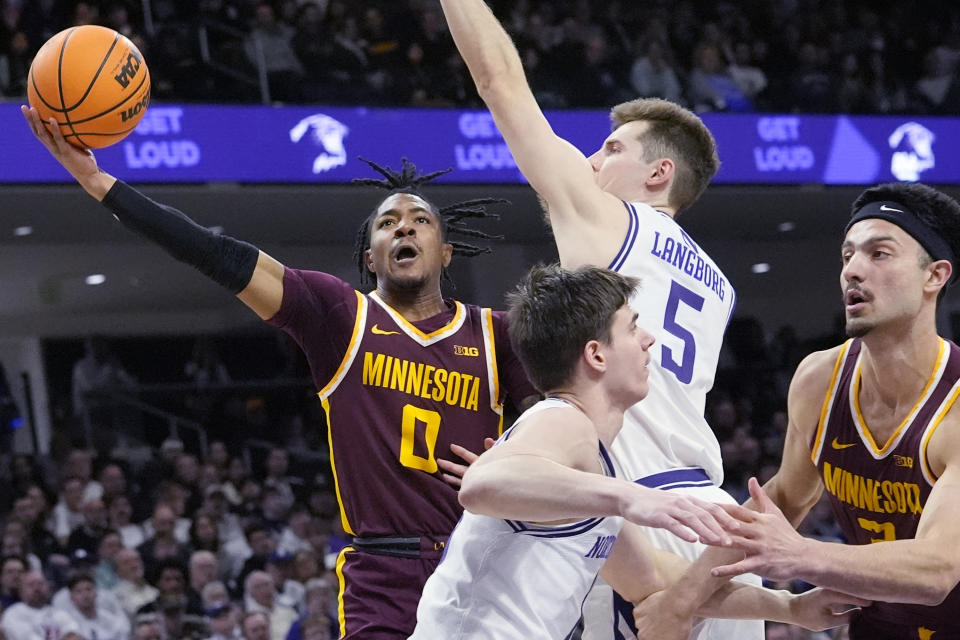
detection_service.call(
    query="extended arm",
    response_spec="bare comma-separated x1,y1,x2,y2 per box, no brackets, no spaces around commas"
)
22,106,284,319
633,349,836,636
716,420,960,605
459,408,740,545
602,524,866,635
437,0,626,267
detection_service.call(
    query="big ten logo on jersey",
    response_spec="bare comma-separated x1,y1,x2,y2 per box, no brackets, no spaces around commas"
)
894,455,914,469
454,345,479,357
584,535,616,559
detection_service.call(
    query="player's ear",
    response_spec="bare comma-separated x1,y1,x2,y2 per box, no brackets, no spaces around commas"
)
365,248,376,273
583,340,606,373
925,259,952,293
647,158,674,187
441,243,453,268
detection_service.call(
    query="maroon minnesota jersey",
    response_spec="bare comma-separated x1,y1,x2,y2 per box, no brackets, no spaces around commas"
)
811,337,960,634
268,268,535,539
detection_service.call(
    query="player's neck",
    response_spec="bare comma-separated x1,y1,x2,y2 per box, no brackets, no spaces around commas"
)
549,388,626,448
376,285,448,321
858,322,941,408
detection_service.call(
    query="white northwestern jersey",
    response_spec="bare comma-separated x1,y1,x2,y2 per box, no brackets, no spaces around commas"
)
411,398,623,640
610,201,735,486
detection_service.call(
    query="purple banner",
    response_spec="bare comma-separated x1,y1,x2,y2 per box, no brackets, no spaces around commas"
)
1,102,957,185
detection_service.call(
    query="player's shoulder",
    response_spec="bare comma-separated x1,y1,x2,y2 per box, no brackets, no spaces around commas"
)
788,343,850,403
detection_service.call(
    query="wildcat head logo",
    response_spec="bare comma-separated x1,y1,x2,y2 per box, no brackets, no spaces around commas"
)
289,114,350,174
889,122,935,182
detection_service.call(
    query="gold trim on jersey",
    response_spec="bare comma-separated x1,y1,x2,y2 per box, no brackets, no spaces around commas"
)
323,397,355,537
335,546,353,637
811,340,853,465
480,308,504,433
851,338,947,458
369,291,467,345
920,377,960,485
318,291,368,401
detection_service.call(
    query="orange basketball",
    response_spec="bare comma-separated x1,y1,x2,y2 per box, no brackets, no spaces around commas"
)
27,25,151,149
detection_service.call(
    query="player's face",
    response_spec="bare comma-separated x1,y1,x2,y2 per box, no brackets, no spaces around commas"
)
366,193,453,292
605,305,656,403
588,120,658,198
841,218,931,337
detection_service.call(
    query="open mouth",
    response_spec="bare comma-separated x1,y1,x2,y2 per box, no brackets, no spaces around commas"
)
844,288,869,311
393,245,419,263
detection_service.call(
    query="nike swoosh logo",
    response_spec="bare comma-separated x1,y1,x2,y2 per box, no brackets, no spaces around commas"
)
879,204,903,213
831,437,857,450
371,324,400,336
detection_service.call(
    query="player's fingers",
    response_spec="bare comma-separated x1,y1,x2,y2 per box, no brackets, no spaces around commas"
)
710,558,753,578
482,437,495,451
747,477,777,513
717,502,757,522
438,472,462,489
436,457,468,476
691,498,742,531
448,442,481,464
21,106,47,141
671,507,729,546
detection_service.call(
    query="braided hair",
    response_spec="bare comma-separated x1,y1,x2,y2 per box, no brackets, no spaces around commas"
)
352,157,506,288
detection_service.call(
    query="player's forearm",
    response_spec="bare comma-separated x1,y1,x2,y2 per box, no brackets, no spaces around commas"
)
459,454,628,521
789,538,958,605
652,543,745,618
438,0,525,94
77,169,117,201
697,582,794,622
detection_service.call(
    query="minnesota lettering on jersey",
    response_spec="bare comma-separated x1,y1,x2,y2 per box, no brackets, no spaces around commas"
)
362,352,481,411
649,230,726,300
822,462,923,515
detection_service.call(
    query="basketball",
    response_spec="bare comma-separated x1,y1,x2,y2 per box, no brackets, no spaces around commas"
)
27,25,151,149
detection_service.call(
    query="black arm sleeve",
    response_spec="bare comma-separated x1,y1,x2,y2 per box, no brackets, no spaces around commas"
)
100,179,261,294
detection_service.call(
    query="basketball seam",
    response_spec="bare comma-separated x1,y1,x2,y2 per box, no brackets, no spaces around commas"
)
56,28,83,147
58,71,149,128
63,31,122,112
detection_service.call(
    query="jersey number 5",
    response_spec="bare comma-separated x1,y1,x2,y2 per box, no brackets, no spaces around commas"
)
399,404,441,473
662,280,704,384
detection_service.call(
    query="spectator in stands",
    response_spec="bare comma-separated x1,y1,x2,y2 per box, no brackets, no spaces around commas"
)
0,556,24,609
133,616,164,640
52,476,86,547
205,600,240,640
277,504,312,555
200,581,229,610
112,546,158,619
262,448,295,513
284,577,336,640
93,530,123,590
66,498,109,558
97,463,127,503
0,570,79,638
10,492,59,563
243,571,297,640
725,41,768,105
222,457,247,508
788,41,836,113
138,560,203,617
107,493,144,549
243,2,304,103
137,504,190,580
236,523,274,594
629,38,683,104
71,338,137,422
188,551,218,611
241,610,270,640
687,42,753,112
265,551,302,611
57,573,130,640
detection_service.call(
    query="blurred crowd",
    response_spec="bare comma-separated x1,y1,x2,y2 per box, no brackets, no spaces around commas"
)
2,0,960,113
0,314,851,639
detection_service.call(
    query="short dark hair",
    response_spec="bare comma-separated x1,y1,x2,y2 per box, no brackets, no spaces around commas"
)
852,182,960,302
67,572,95,590
506,264,639,392
610,98,719,213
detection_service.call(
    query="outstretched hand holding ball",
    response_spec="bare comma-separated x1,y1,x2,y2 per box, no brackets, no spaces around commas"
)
27,25,150,149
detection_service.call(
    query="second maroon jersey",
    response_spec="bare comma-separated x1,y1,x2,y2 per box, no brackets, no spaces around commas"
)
811,337,960,633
